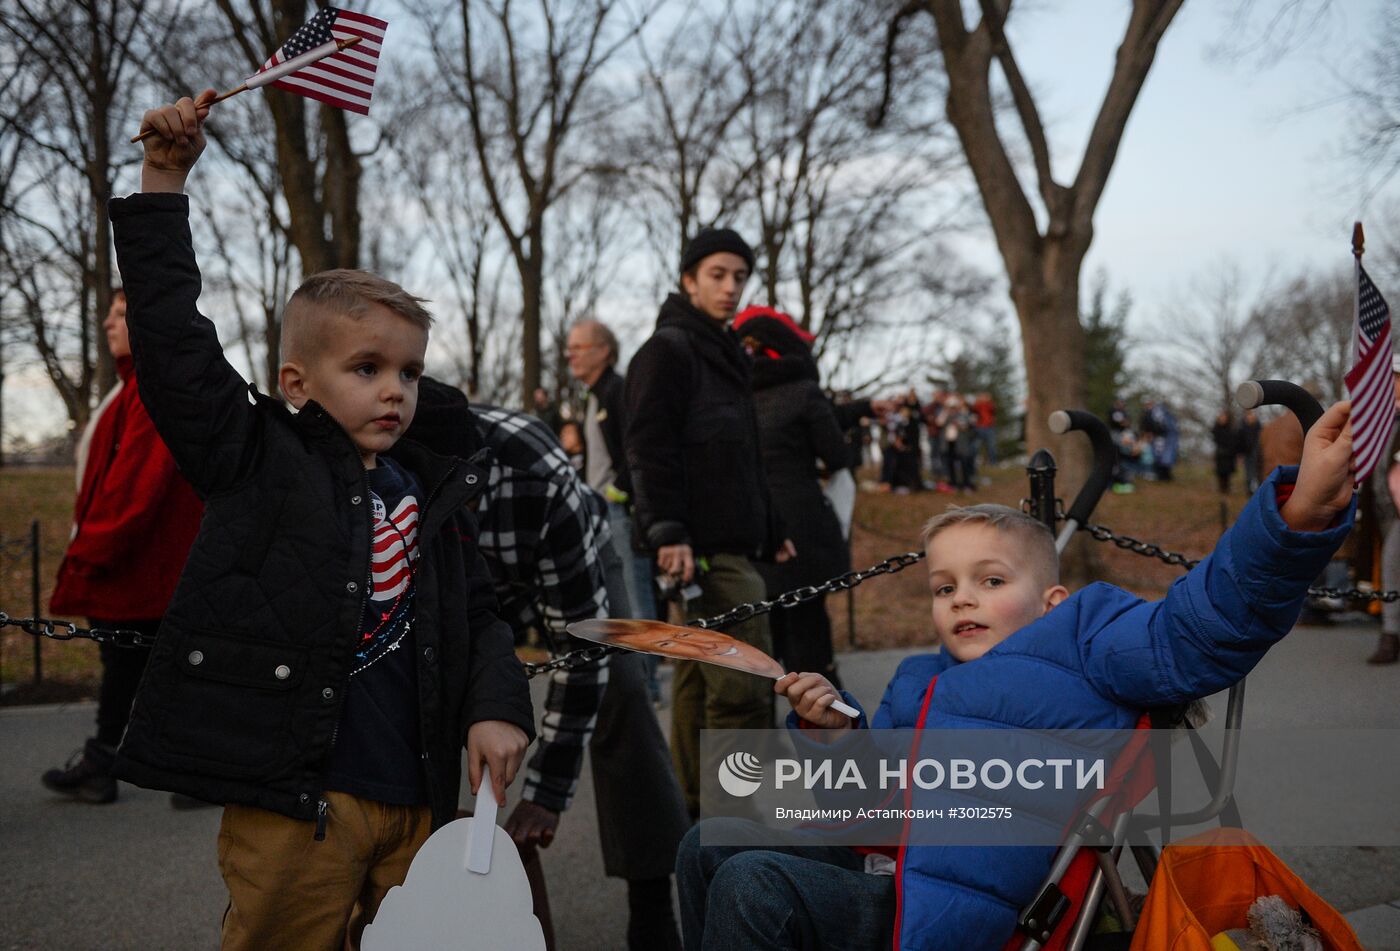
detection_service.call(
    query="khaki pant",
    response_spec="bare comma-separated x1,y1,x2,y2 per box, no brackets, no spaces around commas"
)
217,790,432,951
670,552,774,815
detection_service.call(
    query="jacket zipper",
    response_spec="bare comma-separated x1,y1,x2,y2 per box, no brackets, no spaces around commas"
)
413,460,459,824
313,461,372,841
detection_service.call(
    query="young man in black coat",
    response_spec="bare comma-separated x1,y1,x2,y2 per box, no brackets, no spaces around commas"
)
623,228,793,816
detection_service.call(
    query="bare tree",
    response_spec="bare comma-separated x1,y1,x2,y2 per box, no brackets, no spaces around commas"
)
1349,3,1400,200
882,0,1186,491
200,0,369,275
0,0,167,436
422,0,654,407
542,175,629,399
622,0,762,279
385,96,500,399
1251,268,1352,403
1156,265,1267,432
626,0,982,383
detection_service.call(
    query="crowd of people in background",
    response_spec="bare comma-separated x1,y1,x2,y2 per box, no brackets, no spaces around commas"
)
539,384,1007,500
824,389,1002,495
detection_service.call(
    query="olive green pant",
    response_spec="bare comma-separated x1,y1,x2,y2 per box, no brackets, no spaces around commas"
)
670,552,774,816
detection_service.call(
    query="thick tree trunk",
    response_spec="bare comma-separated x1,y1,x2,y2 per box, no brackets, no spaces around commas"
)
1011,248,1099,581
90,14,115,397
270,96,334,277
1014,266,1090,487
322,106,361,269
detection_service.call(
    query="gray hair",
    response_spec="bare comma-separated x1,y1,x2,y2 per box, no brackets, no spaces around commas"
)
573,318,619,367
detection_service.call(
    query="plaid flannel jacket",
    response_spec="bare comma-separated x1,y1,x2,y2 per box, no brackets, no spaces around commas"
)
472,407,611,812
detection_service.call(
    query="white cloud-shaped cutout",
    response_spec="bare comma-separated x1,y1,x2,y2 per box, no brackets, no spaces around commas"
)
361,817,546,950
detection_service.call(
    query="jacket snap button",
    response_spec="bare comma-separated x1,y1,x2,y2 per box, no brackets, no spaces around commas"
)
346,581,358,593
351,495,362,505
322,687,335,701
299,793,309,803
274,665,291,680
465,473,478,485
188,650,204,666
423,646,436,663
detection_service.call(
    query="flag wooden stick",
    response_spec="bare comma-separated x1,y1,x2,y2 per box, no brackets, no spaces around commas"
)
1354,221,1366,261
129,36,362,144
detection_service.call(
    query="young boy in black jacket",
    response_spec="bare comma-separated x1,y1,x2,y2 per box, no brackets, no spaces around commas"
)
112,92,534,950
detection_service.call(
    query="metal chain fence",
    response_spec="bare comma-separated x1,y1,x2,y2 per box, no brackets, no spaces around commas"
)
5,518,1397,683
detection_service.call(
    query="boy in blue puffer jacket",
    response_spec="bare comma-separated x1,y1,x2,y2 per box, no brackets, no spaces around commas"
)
677,401,1358,951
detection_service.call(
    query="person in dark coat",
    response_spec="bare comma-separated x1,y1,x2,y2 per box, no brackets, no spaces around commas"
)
623,227,793,816
734,306,848,687
1212,410,1240,495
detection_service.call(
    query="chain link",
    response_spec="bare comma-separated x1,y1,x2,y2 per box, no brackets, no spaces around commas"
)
0,612,159,647
521,551,926,678
0,552,927,676
691,551,925,632
1080,523,1400,603
12,521,1396,678
521,644,616,679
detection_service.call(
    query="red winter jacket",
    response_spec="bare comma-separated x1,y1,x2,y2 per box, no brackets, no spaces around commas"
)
49,356,202,620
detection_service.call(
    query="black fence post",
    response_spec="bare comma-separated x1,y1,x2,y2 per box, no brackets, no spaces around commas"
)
1026,449,1059,532
30,519,41,685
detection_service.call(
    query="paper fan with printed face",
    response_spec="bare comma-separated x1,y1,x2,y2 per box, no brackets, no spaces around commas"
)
567,618,785,679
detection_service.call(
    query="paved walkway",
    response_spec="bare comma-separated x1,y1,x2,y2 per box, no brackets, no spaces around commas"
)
3,619,1399,949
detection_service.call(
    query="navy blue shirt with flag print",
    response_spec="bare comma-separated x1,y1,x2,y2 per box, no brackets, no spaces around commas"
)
324,456,428,805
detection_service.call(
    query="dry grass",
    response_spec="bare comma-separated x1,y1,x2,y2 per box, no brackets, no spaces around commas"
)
1,460,1238,701
0,466,97,702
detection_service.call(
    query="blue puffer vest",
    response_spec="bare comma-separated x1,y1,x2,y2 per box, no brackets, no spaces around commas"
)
793,468,1351,950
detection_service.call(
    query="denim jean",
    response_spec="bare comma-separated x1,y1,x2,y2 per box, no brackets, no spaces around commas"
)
975,425,997,465
606,501,661,696
676,818,895,950
605,501,657,618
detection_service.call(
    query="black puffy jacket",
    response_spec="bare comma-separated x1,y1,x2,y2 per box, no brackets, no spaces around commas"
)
623,294,781,557
109,193,533,828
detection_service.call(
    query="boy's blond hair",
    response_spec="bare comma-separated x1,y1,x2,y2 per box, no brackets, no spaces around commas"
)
920,504,1060,586
280,269,433,363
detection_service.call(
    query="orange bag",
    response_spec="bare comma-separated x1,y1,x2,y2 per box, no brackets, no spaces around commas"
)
1129,829,1362,951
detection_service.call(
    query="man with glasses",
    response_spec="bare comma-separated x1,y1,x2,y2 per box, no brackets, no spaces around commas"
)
567,320,664,701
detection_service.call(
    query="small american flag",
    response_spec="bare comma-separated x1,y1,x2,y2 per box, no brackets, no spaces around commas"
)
1345,261,1395,482
257,7,387,115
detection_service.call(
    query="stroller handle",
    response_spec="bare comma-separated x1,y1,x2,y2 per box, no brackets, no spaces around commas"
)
1234,380,1323,436
1048,410,1117,530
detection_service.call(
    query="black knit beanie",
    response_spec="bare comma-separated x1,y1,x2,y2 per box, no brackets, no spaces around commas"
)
680,228,755,275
